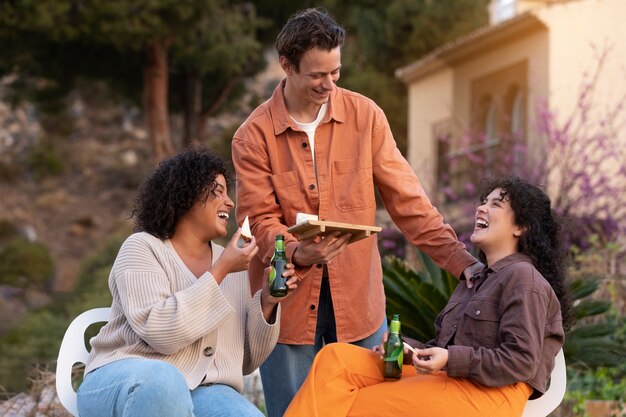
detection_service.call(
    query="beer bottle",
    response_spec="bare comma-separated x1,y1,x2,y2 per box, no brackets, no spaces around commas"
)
269,234,288,297
383,314,403,379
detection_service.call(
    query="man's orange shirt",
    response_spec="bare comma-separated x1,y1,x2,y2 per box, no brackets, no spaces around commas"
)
232,80,476,345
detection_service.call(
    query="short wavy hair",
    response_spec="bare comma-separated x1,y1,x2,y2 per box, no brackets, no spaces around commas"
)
132,146,230,240
276,8,345,71
478,176,574,330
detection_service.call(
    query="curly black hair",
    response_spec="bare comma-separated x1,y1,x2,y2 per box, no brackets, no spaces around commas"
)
132,146,231,240
478,176,574,330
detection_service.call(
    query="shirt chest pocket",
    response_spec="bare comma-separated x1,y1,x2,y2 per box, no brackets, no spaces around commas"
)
459,299,500,348
332,159,374,212
270,170,303,212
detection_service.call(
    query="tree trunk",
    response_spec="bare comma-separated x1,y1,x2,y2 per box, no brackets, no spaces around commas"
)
197,75,242,142
182,72,202,148
143,41,174,162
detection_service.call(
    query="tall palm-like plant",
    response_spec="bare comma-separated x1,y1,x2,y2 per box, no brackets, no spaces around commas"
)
382,251,457,341
564,278,625,368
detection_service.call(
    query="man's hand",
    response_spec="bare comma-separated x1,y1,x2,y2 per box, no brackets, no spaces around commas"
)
291,231,352,266
463,261,484,289
372,331,388,358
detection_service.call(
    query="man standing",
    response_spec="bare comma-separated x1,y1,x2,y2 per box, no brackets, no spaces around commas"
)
232,8,480,417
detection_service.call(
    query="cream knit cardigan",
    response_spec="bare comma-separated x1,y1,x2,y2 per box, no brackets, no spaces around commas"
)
84,232,280,392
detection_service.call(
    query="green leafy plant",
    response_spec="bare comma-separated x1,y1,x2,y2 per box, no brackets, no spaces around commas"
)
382,249,458,341
0,237,54,288
564,278,625,368
28,138,65,180
0,234,121,394
560,311,625,417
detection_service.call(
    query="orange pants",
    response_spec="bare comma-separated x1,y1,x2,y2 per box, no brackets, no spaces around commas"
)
284,343,532,417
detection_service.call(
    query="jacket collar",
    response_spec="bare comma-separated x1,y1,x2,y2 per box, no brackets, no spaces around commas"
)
487,252,532,273
471,252,531,289
268,78,346,136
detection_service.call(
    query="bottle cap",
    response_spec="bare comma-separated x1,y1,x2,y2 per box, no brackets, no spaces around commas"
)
389,314,401,333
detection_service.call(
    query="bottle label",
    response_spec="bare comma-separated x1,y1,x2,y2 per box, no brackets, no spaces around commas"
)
269,266,277,285
384,345,404,368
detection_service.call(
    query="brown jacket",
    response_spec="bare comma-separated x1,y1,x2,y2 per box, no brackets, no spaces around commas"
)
424,253,564,398
232,80,476,344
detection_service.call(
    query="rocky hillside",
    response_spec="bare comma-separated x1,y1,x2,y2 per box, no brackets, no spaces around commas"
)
0,90,154,337
0,50,283,319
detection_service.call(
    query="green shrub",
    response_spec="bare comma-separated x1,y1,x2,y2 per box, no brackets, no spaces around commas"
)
0,219,19,241
0,234,123,393
0,309,68,393
564,278,626,368
28,139,65,179
0,238,54,288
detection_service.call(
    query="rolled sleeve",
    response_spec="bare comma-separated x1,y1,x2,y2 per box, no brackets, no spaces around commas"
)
447,345,472,378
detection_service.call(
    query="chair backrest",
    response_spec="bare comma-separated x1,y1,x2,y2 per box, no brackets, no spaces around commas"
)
56,307,111,417
521,348,567,417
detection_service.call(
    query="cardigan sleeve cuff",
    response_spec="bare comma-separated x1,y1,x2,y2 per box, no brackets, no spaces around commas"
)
249,289,282,328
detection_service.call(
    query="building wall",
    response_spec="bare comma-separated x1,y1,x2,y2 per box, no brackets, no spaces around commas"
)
406,0,625,205
538,0,626,127
536,0,626,208
406,29,549,191
406,68,453,193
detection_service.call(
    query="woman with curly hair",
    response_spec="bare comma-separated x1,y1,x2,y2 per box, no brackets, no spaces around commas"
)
77,146,298,417
284,176,573,417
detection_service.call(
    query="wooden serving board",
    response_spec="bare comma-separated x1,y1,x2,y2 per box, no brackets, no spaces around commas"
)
287,220,382,244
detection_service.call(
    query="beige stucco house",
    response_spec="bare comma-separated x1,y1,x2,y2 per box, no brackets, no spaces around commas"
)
396,0,626,214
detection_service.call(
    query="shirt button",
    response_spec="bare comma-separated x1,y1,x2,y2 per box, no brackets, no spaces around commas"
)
302,142,308,148
453,324,457,329
310,305,316,310
316,264,323,269
309,184,315,190
203,347,214,357
475,310,481,316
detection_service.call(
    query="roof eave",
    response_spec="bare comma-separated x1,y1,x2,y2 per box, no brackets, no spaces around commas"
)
395,13,547,84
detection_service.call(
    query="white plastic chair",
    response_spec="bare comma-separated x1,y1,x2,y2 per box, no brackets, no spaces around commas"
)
521,348,567,417
56,307,111,417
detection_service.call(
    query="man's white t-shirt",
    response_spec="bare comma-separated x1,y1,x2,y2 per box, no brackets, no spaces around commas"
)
290,103,328,164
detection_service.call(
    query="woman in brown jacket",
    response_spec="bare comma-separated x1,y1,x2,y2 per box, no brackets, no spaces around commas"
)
284,176,573,417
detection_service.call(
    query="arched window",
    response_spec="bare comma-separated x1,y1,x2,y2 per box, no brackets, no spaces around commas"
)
484,101,498,168
485,101,497,142
510,89,524,137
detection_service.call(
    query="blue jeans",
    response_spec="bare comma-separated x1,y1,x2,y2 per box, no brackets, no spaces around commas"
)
77,358,264,417
260,277,387,417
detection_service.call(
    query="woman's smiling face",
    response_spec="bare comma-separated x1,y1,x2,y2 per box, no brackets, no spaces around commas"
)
186,174,234,239
470,187,524,263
